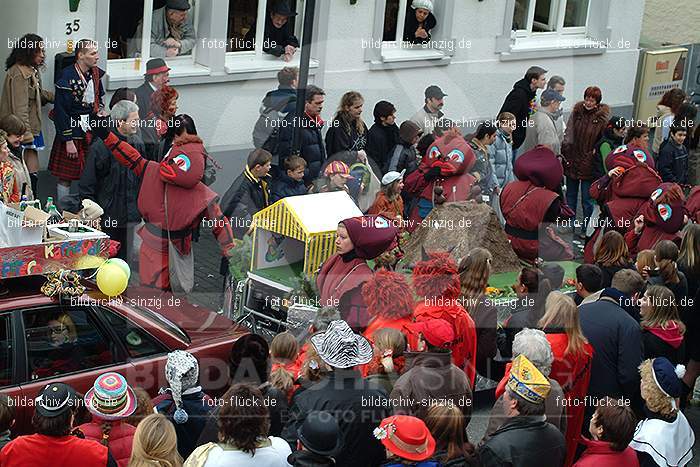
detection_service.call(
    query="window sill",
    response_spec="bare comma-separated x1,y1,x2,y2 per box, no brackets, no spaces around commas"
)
498,36,607,61
369,46,451,70
106,59,210,89
224,53,319,78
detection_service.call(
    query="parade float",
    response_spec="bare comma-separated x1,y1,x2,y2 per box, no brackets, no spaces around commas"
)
0,200,126,298
227,191,363,339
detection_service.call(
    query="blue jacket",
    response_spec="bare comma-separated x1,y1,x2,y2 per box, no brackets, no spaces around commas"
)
657,138,689,184
155,390,213,460
270,171,307,203
53,65,105,141
488,129,515,188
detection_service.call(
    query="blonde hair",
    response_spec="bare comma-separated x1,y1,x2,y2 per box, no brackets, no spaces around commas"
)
539,292,590,357
48,314,78,344
458,248,492,301
336,91,366,135
128,413,183,467
641,285,686,334
371,328,406,373
639,359,677,418
299,344,330,383
678,224,700,276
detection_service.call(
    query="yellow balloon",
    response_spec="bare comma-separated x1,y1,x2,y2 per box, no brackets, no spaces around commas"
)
96,263,128,296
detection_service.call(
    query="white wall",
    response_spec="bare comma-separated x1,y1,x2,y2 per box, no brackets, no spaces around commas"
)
1,0,644,159
641,0,700,47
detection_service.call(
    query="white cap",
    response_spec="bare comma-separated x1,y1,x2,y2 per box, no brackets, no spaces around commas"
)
382,170,405,186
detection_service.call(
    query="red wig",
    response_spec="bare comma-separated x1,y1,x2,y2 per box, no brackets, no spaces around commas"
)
412,252,461,300
150,85,178,118
584,86,602,104
362,269,414,319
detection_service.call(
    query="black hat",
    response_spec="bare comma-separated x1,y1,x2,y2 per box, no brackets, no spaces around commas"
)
145,58,171,76
35,383,78,418
425,85,447,99
271,1,298,17
297,411,343,456
166,0,191,11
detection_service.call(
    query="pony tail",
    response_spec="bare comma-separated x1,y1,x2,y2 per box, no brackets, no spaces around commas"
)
657,259,679,284
100,421,112,446
269,367,294,395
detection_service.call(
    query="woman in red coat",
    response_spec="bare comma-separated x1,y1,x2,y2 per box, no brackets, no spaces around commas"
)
78,372,137,467
317,215,398,332
574,398,639,467
539,292,594,467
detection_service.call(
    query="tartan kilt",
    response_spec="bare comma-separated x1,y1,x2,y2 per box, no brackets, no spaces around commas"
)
48,134,91,181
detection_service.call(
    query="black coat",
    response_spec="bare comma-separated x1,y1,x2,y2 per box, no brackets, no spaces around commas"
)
402,7,437,44
641,329,685,364
245,15,300,57
288,450,336,467
595,263,634,289
155,391,213,460
221,168,270,238
270,171,308,203
648,272,689,305
79,130,142,228
325,116,368,156
579,295,643,418
366,122,400,173
277,111,327,181
499,78,537,150
477,416,566,467
386,141,419,175
657,138,689,184
133,81,154,119
282,370,390,467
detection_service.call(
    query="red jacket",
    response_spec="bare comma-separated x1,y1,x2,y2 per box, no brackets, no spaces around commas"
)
413,301,477,387
573,437,639,467
317,253,373,332
546,333,594,467
0,434,110,467
687,186,700,223
79,419,136,467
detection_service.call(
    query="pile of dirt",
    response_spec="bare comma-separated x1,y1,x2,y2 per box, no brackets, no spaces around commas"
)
401,201,521,274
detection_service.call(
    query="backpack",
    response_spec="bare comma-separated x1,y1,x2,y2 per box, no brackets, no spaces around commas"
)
252,99,293,151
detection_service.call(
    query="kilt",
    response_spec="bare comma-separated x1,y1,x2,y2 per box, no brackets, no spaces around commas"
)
48,134,91,181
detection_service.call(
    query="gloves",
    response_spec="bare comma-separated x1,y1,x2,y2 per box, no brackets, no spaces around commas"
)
89,115,111,141
81,199,104,220
423,166,442,181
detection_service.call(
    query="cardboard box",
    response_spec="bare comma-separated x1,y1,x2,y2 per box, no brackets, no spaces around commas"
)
0,204,49,247
47,223,108,240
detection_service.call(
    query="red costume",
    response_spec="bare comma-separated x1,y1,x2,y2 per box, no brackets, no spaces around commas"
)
403,134,478,229
412,251,477,387
317,215,398,332
102,132,234,290
625,182,686,255
686,186,700,223
362,269,415,341
500,146,573,263
586,145,661,262
546,332,594,467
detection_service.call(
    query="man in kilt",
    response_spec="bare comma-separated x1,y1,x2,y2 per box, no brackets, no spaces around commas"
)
49,38,105,208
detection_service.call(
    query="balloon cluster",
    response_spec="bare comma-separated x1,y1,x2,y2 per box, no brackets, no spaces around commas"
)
96,258,131,297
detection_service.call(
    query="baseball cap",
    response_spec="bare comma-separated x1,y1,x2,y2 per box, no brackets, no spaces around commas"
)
407,319,454,348
381,170,405,186
425,85,447,99
541,89,566,104
35,383,78,418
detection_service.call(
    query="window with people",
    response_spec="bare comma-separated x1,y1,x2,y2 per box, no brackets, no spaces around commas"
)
383,0,439,46
23,308,114,380
227,0,300,59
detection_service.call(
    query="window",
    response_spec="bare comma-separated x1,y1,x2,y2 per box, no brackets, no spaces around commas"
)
0,315,12,388
23,308,116,381
368,0,455,69
100,307,168,359
105,0,204,81
512,0,590,35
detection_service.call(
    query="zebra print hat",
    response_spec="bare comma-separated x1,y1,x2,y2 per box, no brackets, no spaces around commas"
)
310,320,373,369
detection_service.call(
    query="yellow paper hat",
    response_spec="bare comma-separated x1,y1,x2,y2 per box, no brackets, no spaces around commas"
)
507,354,551,404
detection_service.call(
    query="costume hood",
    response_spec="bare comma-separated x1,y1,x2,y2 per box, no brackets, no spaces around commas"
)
341,215,398,260
605,144,656,171
640,183,686,234
423,134,476,176
514,145,563,190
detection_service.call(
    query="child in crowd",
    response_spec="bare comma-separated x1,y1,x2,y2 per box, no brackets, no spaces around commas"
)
0,115,33,200
0,393,14,451
365,328,407,395
375,415,436,466
658,124,689,185
387,121,422,175
592,116,626,181
403,0,437,45
270,155,308,202
636,249,656,280
368,170,404,221
468,121,499,201
312,160,353,195
269,331,301,402
574,397,639,466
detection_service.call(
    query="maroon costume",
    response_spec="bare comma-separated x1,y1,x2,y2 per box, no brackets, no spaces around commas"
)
585,145,661,262
687,186,700,224
317,215,398,332
403,134,478,230
500,145,573,263
102,132,234,290
625,183,687,255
